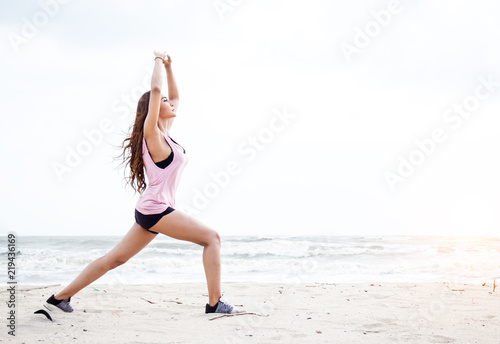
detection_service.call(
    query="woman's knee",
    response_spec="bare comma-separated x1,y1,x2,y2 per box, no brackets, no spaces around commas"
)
203,229,221,247
102,254,128,270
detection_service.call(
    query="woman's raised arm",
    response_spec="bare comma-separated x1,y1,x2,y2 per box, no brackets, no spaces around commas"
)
163,55,179,105
163,55,179,132
144,50,166,139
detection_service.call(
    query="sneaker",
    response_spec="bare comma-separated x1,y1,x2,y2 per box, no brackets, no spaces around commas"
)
205,294,244,314
46,294,74,313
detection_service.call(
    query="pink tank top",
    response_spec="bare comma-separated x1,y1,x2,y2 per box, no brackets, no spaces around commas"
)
135,132,189,214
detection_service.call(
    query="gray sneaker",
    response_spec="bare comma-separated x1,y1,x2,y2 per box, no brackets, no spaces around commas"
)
46,294,74,313
206,294,244,314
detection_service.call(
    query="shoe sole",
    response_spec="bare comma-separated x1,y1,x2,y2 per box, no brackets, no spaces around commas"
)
205,310,246,315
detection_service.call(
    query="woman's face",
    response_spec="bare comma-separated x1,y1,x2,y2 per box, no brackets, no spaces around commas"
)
159,94,176,119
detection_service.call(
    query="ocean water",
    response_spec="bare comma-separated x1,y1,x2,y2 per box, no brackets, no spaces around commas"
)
3,235,500,285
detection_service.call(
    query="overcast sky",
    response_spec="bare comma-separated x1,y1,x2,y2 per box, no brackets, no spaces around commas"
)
1,0,499,237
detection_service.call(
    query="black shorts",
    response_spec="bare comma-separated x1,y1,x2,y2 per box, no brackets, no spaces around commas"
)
135,207,175,235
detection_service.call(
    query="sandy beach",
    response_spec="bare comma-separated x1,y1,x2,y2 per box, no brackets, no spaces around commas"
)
4,281,499,343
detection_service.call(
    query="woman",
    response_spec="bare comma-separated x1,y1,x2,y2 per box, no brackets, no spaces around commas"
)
46,50,242,315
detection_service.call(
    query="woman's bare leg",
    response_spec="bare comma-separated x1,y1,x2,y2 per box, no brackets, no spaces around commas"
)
150,209,222,306
55,223,157,300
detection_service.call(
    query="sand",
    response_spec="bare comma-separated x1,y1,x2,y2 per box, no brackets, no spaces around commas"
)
2,281,499,343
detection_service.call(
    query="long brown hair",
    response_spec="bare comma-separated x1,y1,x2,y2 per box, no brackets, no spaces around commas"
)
115,91,151,195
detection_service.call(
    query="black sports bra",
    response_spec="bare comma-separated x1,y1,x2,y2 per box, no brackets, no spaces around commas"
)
154,136,186,169
155,152,174,169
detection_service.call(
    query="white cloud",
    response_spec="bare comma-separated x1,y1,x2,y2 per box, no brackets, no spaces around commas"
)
2,0,499,236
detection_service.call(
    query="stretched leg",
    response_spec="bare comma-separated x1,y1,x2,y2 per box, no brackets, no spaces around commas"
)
55,222,157,300
149,209,222,307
